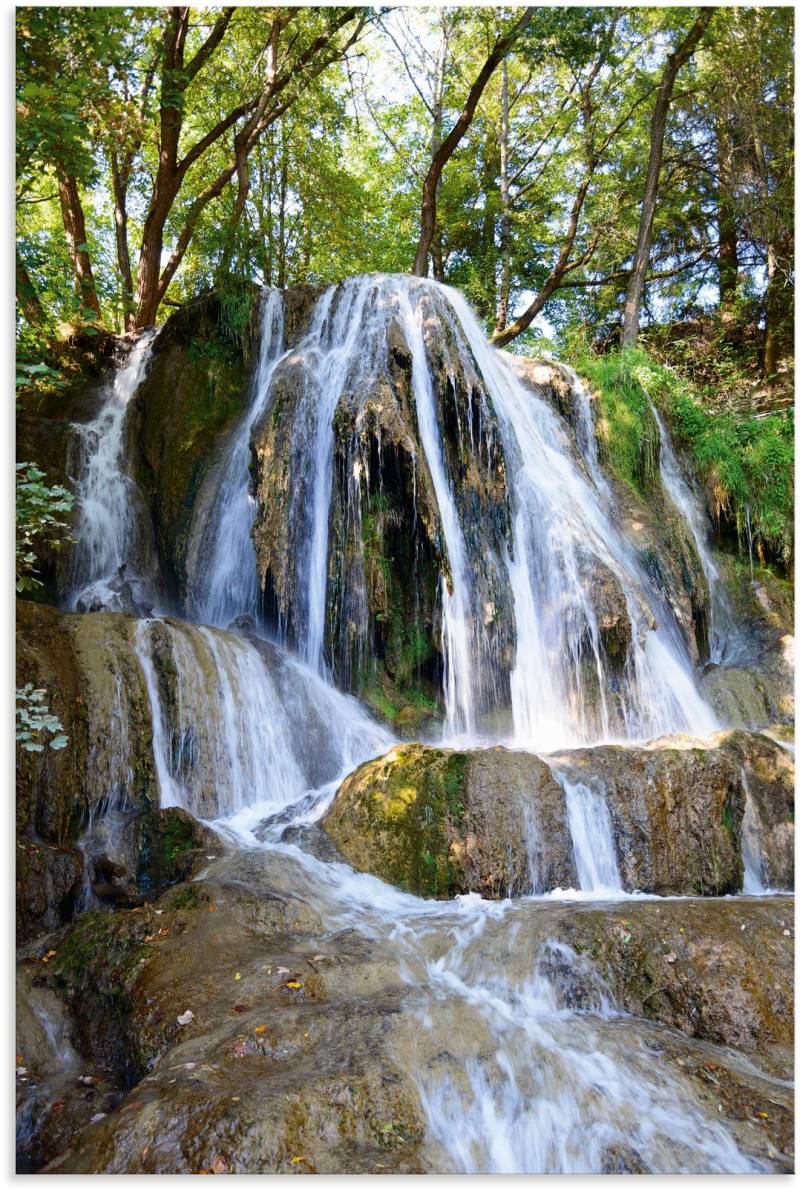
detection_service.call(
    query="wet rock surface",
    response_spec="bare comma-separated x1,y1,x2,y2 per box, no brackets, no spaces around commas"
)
15,850,794,1174
322,732,793,899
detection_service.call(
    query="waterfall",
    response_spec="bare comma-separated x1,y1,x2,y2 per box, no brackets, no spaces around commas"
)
651,402,738,664
187,291,285,627
66,330,159,612
560,777,622,894
133,618,391,822
239,275,717,745
440,283,717,747
740,770,768,894
393,284,477,736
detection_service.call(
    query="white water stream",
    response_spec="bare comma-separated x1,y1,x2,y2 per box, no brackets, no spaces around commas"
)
187,290,285,627
66,330,159,612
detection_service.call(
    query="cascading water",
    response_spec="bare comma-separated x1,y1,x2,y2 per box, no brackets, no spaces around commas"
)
740,769,768,894
66,330,159,612
133,617,391,822
651,401,739,664
440,281,718,746
186,291,285,627
559,776,622,895
242,274,717,746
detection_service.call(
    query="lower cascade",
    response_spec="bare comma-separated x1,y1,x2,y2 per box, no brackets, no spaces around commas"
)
16,276,794,1175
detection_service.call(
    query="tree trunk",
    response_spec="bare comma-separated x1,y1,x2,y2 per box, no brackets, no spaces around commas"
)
111,156,135,331
495,58,511,332
621,9,714,348
16,249,45,327
55,164,102,321
717,119,738,320
411,8,533,277
277,126,288,289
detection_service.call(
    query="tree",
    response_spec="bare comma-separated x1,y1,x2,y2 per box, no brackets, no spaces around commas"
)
410,8,533,277
620,8,715,347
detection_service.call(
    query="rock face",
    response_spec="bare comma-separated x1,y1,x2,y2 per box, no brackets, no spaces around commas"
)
250,279,514,720
721,731,795,888
322,744,575,898
552,739,747,896
33,859,432,1174
322,733,794,899
16,602,225,940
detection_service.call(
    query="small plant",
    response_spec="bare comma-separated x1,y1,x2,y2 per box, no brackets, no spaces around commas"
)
16,684,67,752
16,462,74,591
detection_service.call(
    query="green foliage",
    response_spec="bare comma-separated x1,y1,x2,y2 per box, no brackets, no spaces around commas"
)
16,683,67,751
579,347,794,566
577,350,660,497
16,462,74,591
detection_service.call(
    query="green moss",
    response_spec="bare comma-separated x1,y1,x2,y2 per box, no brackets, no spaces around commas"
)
329,747,469,898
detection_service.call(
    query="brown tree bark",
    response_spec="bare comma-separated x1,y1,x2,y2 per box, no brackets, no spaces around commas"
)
16,249,45,327
132,6,362,327
621,9,715,348
717,119,739,319
411,8,533,278
55,164,102,321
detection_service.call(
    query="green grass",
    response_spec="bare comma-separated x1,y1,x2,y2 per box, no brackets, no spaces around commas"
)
577,347,793,568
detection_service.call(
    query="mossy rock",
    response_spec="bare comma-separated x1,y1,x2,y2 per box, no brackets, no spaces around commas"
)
321,744,572,899
129,807,223,896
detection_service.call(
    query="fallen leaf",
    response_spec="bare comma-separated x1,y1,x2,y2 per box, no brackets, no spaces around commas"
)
759,1111,769,1120
290,1156,317,1171
254,1025,268,1034
177,1010,194,1026
208,904,217,913
234,972,241,981
41,949,56,963
232,1004,249,1014
285,981,302,990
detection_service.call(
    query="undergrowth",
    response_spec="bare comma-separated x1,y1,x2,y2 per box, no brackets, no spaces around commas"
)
577,347,794,570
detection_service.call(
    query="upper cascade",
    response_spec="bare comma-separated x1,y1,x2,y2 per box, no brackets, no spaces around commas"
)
237,273,718,749
50,274,743,750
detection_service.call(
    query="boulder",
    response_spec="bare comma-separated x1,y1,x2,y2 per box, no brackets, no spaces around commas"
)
127,807,222,895
322,744,574,898
552,738,747,896
322,733,794,900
